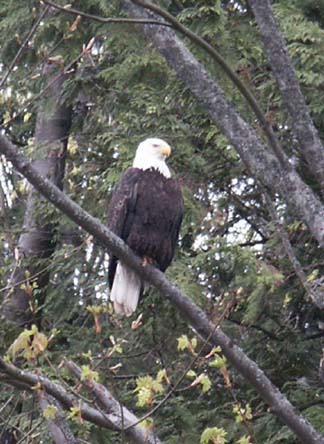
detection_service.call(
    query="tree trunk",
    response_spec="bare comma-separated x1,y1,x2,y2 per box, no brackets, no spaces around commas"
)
0,134,323,444
249,0,324,194
122,1,324,249
1,62,72,326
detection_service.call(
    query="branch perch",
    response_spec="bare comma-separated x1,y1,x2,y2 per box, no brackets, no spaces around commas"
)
122,0,324,250
65,360,162,444
37,392,76,444
0,133,323,443
0,357,162,444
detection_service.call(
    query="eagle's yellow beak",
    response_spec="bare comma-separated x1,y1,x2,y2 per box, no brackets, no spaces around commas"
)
160,144,171,158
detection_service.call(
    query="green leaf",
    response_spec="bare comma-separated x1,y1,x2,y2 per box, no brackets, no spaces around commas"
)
200,426,227,444
307,269,319,282
80,365,99,383
177,334,190,351
186,370,197,379
43,405,58,420
200,375,212,393
237,436,252,444
209,354,227,368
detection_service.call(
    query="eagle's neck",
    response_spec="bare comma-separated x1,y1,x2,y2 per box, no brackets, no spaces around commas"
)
133,153,171,178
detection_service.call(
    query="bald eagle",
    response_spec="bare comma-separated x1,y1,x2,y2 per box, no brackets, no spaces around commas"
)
107,138,184,316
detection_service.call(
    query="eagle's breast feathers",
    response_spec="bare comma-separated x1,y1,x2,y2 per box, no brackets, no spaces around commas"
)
107,138,183,316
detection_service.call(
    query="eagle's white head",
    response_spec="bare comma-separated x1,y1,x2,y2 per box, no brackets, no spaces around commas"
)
133,137,171,178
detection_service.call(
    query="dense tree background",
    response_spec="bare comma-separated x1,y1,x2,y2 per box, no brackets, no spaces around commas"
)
1,0,324,443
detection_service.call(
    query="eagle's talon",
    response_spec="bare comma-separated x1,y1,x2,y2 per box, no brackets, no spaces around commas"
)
107,138,183,316
142,256,153,267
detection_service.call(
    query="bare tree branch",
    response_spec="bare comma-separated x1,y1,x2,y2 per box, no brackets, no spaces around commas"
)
265,193,324,309
249,0,324,193
37,392,76,444
1,62,72,325
0,358,162,444
0,5,50,90
0,134,323,443
65,360,163,444
121,1,324,250
129,0,288,168
42,0,171,27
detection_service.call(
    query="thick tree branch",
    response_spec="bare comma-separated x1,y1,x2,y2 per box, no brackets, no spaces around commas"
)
0,135,323,443
249,0,324,193
0,358,162,444
37,393,76,444
65,360,163,444
129,0,288,168
1,63,72,325
265,193,324,309
0,359,120,429
122,1,324,250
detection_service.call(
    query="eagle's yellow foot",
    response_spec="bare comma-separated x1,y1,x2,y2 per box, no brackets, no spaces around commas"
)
142,256,153,267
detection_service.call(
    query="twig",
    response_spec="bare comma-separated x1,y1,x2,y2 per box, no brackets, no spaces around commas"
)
0,5,50,90
129,0,289,169
16,419,44,444
42,0,172,27
65,360,163,444
265,193,324,309
0,133,323,444
123,303,233,431
0,394,15,416
0,236,88,295
227,317,280,341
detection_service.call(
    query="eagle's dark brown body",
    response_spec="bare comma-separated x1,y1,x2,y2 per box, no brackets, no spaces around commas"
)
107,167,183,289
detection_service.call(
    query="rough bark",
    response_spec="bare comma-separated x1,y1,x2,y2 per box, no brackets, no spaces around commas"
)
249,0,324,193
0,358,163,444
122,1,324,249
37,393,76,444
0,134,322,444
65,360,163,444
1,62,72,326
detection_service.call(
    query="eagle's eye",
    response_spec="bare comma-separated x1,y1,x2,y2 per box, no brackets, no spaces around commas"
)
152,143,159,148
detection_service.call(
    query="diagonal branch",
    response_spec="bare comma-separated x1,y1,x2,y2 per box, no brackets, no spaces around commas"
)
129,0,287,168
65,360,163,444
121,1,324,250
0,135,323,443
249,0,324,193
0,358,162,444
37,392,76,444
42,0,171,27
264,193,324,309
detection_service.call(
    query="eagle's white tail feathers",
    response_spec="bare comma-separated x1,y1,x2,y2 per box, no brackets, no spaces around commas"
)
110,262,141,316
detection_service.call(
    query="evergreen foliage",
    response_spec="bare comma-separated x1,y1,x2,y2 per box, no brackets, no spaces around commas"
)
1,0,324,443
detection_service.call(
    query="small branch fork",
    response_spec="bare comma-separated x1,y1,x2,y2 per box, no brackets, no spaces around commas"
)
0,357,162,444
43,0,288,170
65,361,162,444
37,392,76,444
41,0,171,27
0,133,323,444
265,193,324,309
